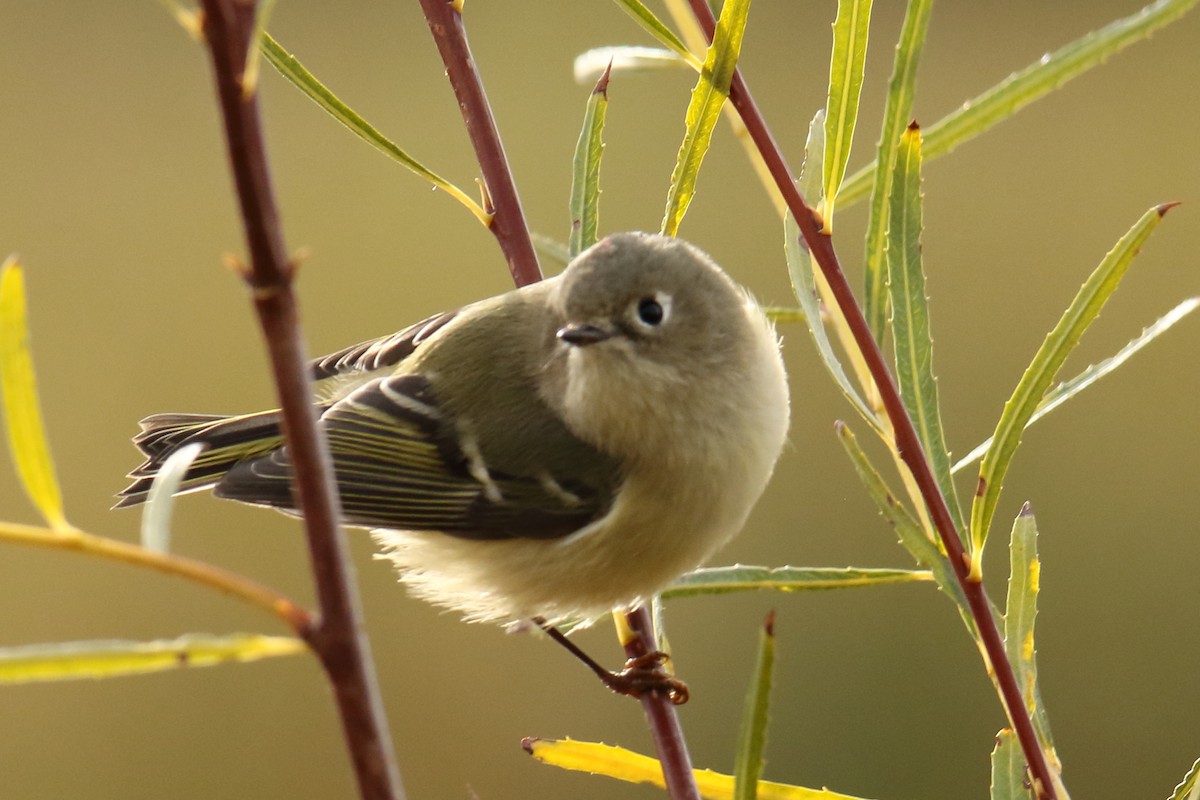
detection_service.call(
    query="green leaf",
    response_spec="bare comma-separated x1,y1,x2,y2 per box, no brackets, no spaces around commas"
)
663,565,931,599
573,46,691,84
1167,756,1200,800
821,0,874,232
568,64,611,258
734,612,776,800
0,258,69,532
258,32,490,225
834,422,972,622
786,112,884,439
660,0,751,237
885,124,965,536
990,729,1033,800
610,0,703,69
838,0,1200,208
1003,505,1059,759
969,204,1174,559
863,0,933,342
525,737,879,800
0,634,306,684
953,296,1200,473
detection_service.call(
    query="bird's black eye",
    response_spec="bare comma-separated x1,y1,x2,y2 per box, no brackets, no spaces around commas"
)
637,297,664,326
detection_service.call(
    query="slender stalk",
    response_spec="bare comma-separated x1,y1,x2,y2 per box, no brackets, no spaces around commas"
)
197,2,404,798
416,0,543,288
413,4,700,797
0,521,310,630
684,3,1056,798
622,606,702,800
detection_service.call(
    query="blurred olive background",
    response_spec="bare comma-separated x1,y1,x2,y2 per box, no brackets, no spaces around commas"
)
1,2,1198,798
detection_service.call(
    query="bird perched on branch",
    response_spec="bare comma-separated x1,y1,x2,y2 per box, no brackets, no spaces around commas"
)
118,232,789,631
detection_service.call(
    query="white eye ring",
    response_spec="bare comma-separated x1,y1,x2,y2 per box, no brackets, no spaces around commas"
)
632,292,672,330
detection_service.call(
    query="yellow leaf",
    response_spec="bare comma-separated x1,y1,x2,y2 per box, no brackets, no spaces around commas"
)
0,257,70,531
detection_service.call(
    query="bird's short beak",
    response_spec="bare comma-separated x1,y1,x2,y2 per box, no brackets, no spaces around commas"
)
557,323,613,347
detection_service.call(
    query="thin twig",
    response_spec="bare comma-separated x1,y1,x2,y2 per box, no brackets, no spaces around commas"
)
417,0,543,288
683,3,1056,797
0,521,310,631
197,2,404,798
413,4,701,798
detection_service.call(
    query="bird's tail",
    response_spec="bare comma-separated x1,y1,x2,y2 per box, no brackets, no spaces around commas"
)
114,411,284,508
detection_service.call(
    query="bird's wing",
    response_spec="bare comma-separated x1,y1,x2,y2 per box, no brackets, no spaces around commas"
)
214,373,616,540
310,311,458,382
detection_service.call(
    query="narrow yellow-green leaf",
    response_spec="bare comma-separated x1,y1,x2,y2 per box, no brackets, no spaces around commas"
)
258,32,490,226
0,258,69,531
610,0,704,69
661,0,751,237
839,0,1199,208
821,0,874,232
970,205,1173,559
524,737,877,800
863,0,933,341
663,565,931,599
155,0,202,38
0,634,305,684
886,124,965,536
953,296,1200,473
734,612,776,800
1167,756,1200,800
835,422,973,627
786,112,884,439
1003,505,1059,758
568,64,611,258
574,46,691,85
990,729,1033,800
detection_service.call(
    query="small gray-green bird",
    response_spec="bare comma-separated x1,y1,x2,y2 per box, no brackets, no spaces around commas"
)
118,232,789,627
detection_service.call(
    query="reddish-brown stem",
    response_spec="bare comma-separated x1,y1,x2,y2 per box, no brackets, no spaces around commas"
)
413,4,700,797
684,2,1055,798
623,606,702,800
198,2,404,798
416,0,543,288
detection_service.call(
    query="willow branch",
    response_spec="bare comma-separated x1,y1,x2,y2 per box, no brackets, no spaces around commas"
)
413,4,699,798
417,0,543,287
684,2,1056,798
197,2,403,797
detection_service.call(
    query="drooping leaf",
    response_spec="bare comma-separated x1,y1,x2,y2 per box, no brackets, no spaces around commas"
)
885,123,965,536
734,612,776,800
0,258,69,532
838,0,1199,208
258,32,490,225
0,634,305,684
663,565,931,599
610,0,704,69
140,442,205,554
574,46,691,84
953,296,1200,473
970,205,1174,561
661,0,751,237
821,0,874,232
568,64,611,258
863,0,933,341
524,737,878,800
